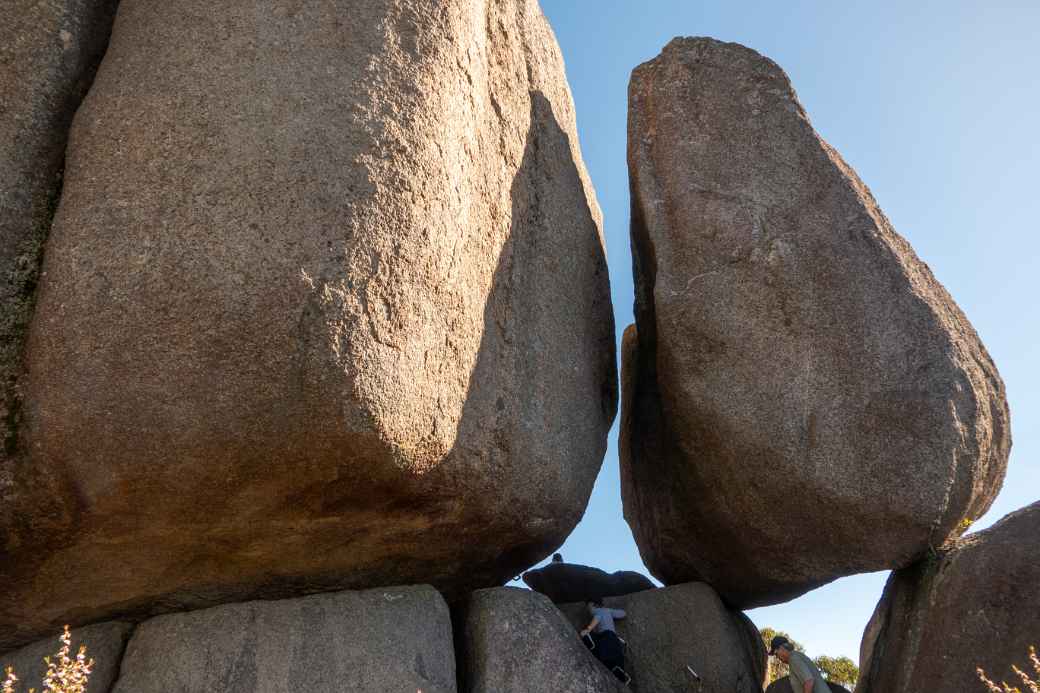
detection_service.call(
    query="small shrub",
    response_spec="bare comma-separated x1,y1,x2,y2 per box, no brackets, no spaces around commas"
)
978,645,1040,693
2,626,93,693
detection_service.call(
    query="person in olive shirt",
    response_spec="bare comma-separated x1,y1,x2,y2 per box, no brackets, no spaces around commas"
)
768,635,830,693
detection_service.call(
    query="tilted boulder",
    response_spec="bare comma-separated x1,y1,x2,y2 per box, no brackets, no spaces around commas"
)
460,587,626,693
1,0,118,564
622,37,1010,608
558,582,766,692
522,561,655,603
0,622,132,693
3,0,616,649
112,585,455,693
855,501,1040,693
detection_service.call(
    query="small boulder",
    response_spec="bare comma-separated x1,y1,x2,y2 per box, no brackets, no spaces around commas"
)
623,37,1010,608
559,582,766,692
0,622,132,693
460,587,625,693
855,501,1040,693
111,585,455,693
522,562,655,603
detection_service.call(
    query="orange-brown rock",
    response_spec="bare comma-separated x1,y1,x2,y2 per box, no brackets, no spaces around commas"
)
1,0,616,650
622,37,1010,608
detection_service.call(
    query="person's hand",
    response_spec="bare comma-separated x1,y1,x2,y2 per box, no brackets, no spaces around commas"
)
580,628,590,637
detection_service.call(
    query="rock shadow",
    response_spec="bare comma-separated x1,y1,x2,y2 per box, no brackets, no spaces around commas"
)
433,90,617,597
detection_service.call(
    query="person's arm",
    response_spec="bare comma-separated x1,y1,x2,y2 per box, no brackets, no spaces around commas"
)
611,608,626,620
580,615,600,636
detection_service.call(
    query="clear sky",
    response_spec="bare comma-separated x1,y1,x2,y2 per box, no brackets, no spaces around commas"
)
526,0,1040,664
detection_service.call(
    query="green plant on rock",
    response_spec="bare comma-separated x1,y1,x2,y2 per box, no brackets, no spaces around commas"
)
2,626,93,693
978,646,1040,693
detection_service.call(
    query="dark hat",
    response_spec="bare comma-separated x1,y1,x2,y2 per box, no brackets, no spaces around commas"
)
768,635,791,656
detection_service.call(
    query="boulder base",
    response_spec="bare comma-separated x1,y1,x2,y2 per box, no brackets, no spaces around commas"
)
112,585,455,693
856,501,1040,693
460,587,625,693
558,582,766,692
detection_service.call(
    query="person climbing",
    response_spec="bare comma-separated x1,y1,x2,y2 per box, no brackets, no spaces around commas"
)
580,599,630,684
551,552,564,563
768,635,829,693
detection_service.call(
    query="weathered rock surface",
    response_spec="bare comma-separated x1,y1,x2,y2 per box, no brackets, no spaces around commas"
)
0,621,132,693
4,0,616,648
622,36,1010,607
1,0,119,578
767,676,850,693
522,561,655,603
111,585,454,693
460,587,625,693
855,501,1040,693
558,582,766,692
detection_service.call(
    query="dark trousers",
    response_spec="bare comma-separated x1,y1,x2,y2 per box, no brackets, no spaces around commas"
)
587,631,625,673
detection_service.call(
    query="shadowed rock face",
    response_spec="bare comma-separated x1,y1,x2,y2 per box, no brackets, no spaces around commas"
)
460,587,626,693
111,586,455,693
1,0,616,649
855,501,1040,693
622,36,1010,608
522,562,655,603
558,582,766,692
1,0,120,584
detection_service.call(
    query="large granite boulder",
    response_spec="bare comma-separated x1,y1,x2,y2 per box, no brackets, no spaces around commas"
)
522,562,655,603
622,36,1010,608
460,587,626,693
111,585,454,693
1,0,119,575
0,621,132,693
558,582,766,692
3,0,616,649
767,676,850,693
855,501,1040,693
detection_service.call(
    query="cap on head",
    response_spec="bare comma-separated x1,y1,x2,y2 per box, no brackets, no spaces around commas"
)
768,635,792,656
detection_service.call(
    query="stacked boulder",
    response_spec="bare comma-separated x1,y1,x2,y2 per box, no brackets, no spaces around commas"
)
460,587,627,693
855,502,1040,693
522,560,655,603
1,0,616,651
556,583,766,692
621,36,1011,608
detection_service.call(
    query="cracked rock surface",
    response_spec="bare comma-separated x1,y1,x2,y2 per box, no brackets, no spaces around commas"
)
3,0,615,649
621,37,1009,608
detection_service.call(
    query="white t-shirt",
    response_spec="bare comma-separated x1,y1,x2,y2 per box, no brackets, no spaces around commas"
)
589,605,626,633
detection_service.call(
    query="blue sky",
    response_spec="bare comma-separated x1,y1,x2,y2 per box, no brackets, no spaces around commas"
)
529,0,1040,663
